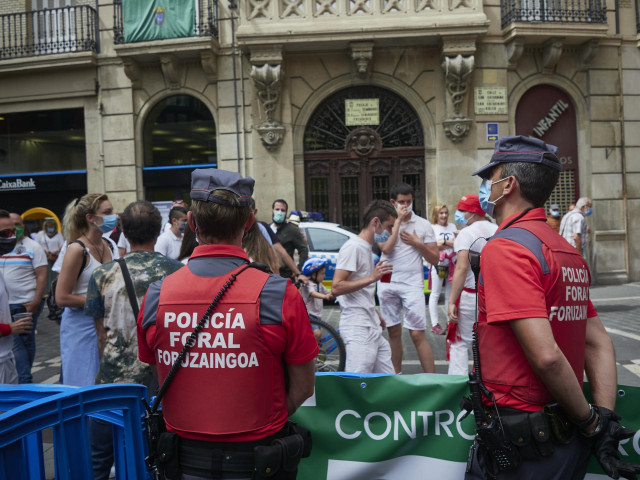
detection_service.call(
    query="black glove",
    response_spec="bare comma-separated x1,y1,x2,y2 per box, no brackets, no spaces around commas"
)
589,406,640,480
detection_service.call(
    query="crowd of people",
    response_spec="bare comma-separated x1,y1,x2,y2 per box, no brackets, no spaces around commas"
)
1,134,637,480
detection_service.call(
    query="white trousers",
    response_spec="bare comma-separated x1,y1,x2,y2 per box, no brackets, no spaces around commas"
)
340,324,395,374
428,266,451,327
448,290,476,375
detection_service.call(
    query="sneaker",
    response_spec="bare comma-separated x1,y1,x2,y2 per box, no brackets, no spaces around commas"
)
431,324,445,335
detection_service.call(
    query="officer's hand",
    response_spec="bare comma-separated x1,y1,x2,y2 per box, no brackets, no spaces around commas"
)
448,303,458,323
590,406,640,479
297,273,310,286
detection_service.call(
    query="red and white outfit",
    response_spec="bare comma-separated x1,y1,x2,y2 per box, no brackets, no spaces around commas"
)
138,244,318,442
448,219,497,375
477,208,597,411
377,212,436,331
0,275,18,384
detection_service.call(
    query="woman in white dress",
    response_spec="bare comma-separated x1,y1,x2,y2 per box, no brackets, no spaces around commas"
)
56,194,118,386
428,205,457,335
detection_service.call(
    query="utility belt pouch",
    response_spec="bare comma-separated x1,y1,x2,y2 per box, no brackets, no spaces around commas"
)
501,411,553,461
544,403,576,445
253,444,281,479
273,434,304,474
156,432,180,480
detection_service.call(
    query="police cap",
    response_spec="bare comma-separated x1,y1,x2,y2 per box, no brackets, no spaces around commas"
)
190,168,254,206
472,135,562,178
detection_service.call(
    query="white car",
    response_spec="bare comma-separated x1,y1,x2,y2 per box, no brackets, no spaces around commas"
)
298,221,430,294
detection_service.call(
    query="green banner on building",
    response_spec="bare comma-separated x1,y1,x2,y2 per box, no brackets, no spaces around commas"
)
292,374,640,479
122,0,195,43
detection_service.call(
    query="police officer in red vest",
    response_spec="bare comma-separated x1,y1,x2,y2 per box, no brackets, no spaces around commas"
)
464,136,640,480
137,168,318,480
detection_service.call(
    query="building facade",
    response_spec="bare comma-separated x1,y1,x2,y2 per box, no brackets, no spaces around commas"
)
1,0,638,283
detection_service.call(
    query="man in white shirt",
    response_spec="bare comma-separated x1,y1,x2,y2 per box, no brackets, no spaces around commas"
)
331,200,397,374
0,211,47,383
559,196,591,256
154,206,187,260
0,274,33,384
377,184,439,374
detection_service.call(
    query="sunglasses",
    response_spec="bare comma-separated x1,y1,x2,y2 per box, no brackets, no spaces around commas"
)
0,228,16,238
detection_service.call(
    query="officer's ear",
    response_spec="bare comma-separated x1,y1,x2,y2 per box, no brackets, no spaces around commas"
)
187,211,197,233
244,211,256,232
502,175,517,197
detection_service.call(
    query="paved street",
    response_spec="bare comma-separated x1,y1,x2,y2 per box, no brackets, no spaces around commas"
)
31,281,640,387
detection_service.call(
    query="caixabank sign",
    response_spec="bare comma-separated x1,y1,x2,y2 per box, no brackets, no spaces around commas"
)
292,374,640,479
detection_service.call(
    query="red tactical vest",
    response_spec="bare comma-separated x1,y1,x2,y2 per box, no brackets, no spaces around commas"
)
153,265,289,439
477,219,591,410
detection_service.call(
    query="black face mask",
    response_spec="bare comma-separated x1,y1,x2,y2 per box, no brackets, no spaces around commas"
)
0,237,17,256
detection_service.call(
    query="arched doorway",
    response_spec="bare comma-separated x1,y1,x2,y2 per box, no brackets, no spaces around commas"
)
515,85,578,213
303,86,425,230
142,94,217,202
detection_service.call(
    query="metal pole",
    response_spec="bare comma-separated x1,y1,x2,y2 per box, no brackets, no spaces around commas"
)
228,0,242,175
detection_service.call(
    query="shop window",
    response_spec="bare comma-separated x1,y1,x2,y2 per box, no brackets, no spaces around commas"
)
0,108,85,175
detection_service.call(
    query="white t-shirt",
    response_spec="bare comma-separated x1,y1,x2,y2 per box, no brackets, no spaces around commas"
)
559,210,587,248
0,236,48,304
380,212,436,286
302,280,329,318
336,236,378,327
454,220,498,289
432,222,458,267
117,234,131,254
35,231,64,254
154,229,183,260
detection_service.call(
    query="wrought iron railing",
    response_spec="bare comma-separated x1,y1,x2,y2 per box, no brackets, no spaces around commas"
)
0,5,98,60
502,0,607,27
113,0,219,44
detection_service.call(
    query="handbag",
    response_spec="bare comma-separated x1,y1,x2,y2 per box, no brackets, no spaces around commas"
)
47,240,88,321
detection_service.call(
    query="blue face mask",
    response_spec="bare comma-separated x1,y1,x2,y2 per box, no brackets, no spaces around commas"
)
479,177,508,218
46,227,56,234
95,214,118,234
454,210,468,226
585,208,592,216
373,218,391,243
178,223,186,234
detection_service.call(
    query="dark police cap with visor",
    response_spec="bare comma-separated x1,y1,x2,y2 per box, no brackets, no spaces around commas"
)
190,168,254,206
472,135,562,178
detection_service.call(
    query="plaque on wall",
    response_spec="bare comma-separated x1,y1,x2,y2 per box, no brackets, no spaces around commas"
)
345,99,380,126
474,87,508,115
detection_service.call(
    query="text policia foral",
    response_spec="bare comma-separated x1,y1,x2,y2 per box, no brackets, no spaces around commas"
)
156,309,259,369
548,266,590,323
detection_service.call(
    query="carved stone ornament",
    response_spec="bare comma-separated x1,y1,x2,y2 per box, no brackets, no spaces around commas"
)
256,121,286,151
443,116,472,144
542,38,563,73
345,127,382,157
250,63,285,151
442,54,474,143
351,42,374,77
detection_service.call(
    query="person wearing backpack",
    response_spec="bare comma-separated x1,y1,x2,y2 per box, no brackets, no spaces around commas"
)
55,194,118,387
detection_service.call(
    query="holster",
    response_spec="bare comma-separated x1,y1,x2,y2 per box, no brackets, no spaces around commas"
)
253,423,312,480
544,403,576,445
157,432,181,480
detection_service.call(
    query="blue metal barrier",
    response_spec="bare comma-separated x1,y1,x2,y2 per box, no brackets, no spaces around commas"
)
0,384,150,480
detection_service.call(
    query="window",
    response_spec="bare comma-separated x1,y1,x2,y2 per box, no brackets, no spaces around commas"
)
304,228,349,252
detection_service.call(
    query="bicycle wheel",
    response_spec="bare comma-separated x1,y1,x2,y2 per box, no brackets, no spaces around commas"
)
309,318,346,372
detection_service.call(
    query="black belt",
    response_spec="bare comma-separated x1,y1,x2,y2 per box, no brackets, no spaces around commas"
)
179,427,290,479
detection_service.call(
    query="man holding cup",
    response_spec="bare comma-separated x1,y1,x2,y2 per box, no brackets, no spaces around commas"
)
376,184,439,374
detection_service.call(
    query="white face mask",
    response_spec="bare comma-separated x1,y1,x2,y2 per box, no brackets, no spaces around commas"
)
395,202,413,213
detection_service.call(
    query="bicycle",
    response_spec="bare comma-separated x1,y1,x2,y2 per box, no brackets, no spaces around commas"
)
309,318,346,372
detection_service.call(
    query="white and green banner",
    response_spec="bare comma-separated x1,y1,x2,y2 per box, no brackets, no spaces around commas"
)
292,374,640,479
122,0,195,43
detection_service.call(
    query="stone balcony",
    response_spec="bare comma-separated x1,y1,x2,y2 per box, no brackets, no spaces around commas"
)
235,0,489,50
